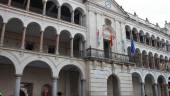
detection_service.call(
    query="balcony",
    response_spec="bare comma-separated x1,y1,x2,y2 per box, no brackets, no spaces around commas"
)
84,48,133,65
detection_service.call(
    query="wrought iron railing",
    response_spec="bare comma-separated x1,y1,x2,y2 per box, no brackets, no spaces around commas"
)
84,48,132,64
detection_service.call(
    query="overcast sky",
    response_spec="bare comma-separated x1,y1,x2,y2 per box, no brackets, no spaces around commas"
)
114,0,170,27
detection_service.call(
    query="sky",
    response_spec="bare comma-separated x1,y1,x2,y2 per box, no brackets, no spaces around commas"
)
114,0,170,27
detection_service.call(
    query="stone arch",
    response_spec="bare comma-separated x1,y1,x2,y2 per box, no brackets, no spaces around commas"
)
43,26,57,54
132,72,142,96
157,75,167,96
142,50,148,68
107,74,120,96
135,48,142,67
148,52,154,69
0,51,20,74
21,56,56,77
74,7,85,25
61,3,73,22
47,0,59,6
4,17,24,48
132,28,138,42
61,2,73,11
161,39,166,49
25,22,42,51
166,40,169,51
144,74,155,83
154,53,160,69
151,35,156,47
73,33,85,57
139,30,144,43
156,37,160,48
59,30,72,56
56,63,85,79
144,74,156,96
145,33,150,45
46,0,59,19
125,25,131,39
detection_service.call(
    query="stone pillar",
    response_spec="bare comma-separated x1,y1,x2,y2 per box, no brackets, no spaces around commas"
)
70,38,73,57
43,1,47,15
14,75,22,96
55,34,59,55
71,11,74,23
153,83,159,96
8,0,11,6
26,0,30,11
0,23,6,46
52,77,58,96
21,27,26,49
141,82,145,96
39,31,44,52
58,6,61,19
81,79,86,96
165,84,169,96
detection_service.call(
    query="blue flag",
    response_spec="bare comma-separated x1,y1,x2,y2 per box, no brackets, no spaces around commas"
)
130,39,135,56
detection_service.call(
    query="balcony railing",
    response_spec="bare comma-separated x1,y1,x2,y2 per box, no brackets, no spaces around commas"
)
84,48,132,65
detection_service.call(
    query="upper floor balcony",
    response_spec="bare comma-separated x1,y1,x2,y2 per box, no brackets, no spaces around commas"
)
0,0,86,27
125,25,170,53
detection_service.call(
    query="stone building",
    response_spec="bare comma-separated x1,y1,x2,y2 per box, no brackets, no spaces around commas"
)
0,0,170,96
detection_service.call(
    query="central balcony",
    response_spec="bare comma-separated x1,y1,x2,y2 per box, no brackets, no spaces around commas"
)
84,48,132,65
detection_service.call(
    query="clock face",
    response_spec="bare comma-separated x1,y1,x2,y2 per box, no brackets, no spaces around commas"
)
105,0,112,9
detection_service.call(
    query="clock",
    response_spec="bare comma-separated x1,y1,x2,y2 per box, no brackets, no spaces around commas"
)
105,0,112,9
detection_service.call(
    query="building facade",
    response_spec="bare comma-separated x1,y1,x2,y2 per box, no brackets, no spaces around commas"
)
0,0,170,96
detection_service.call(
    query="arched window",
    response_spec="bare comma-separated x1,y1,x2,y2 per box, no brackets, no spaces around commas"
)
145,33,150,45
73,33,85,58
25,22,41,51
142,50,148,68
74,8,85,25
151,35,155,47
154,53,160,70
160,55,165,70
61,3,72,22
166,40,169,51
59,30,72,56
107,75,120,96
139,30,144,43
46,1,58,19
132,28,138,42
148,52,154,69
157,37,160,48
161,39,165,50
134,48,142,67
4,18,24,49
125,25,131,39
43,26,57,54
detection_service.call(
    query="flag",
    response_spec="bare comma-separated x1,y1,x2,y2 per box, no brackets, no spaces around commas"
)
130,39,135,56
